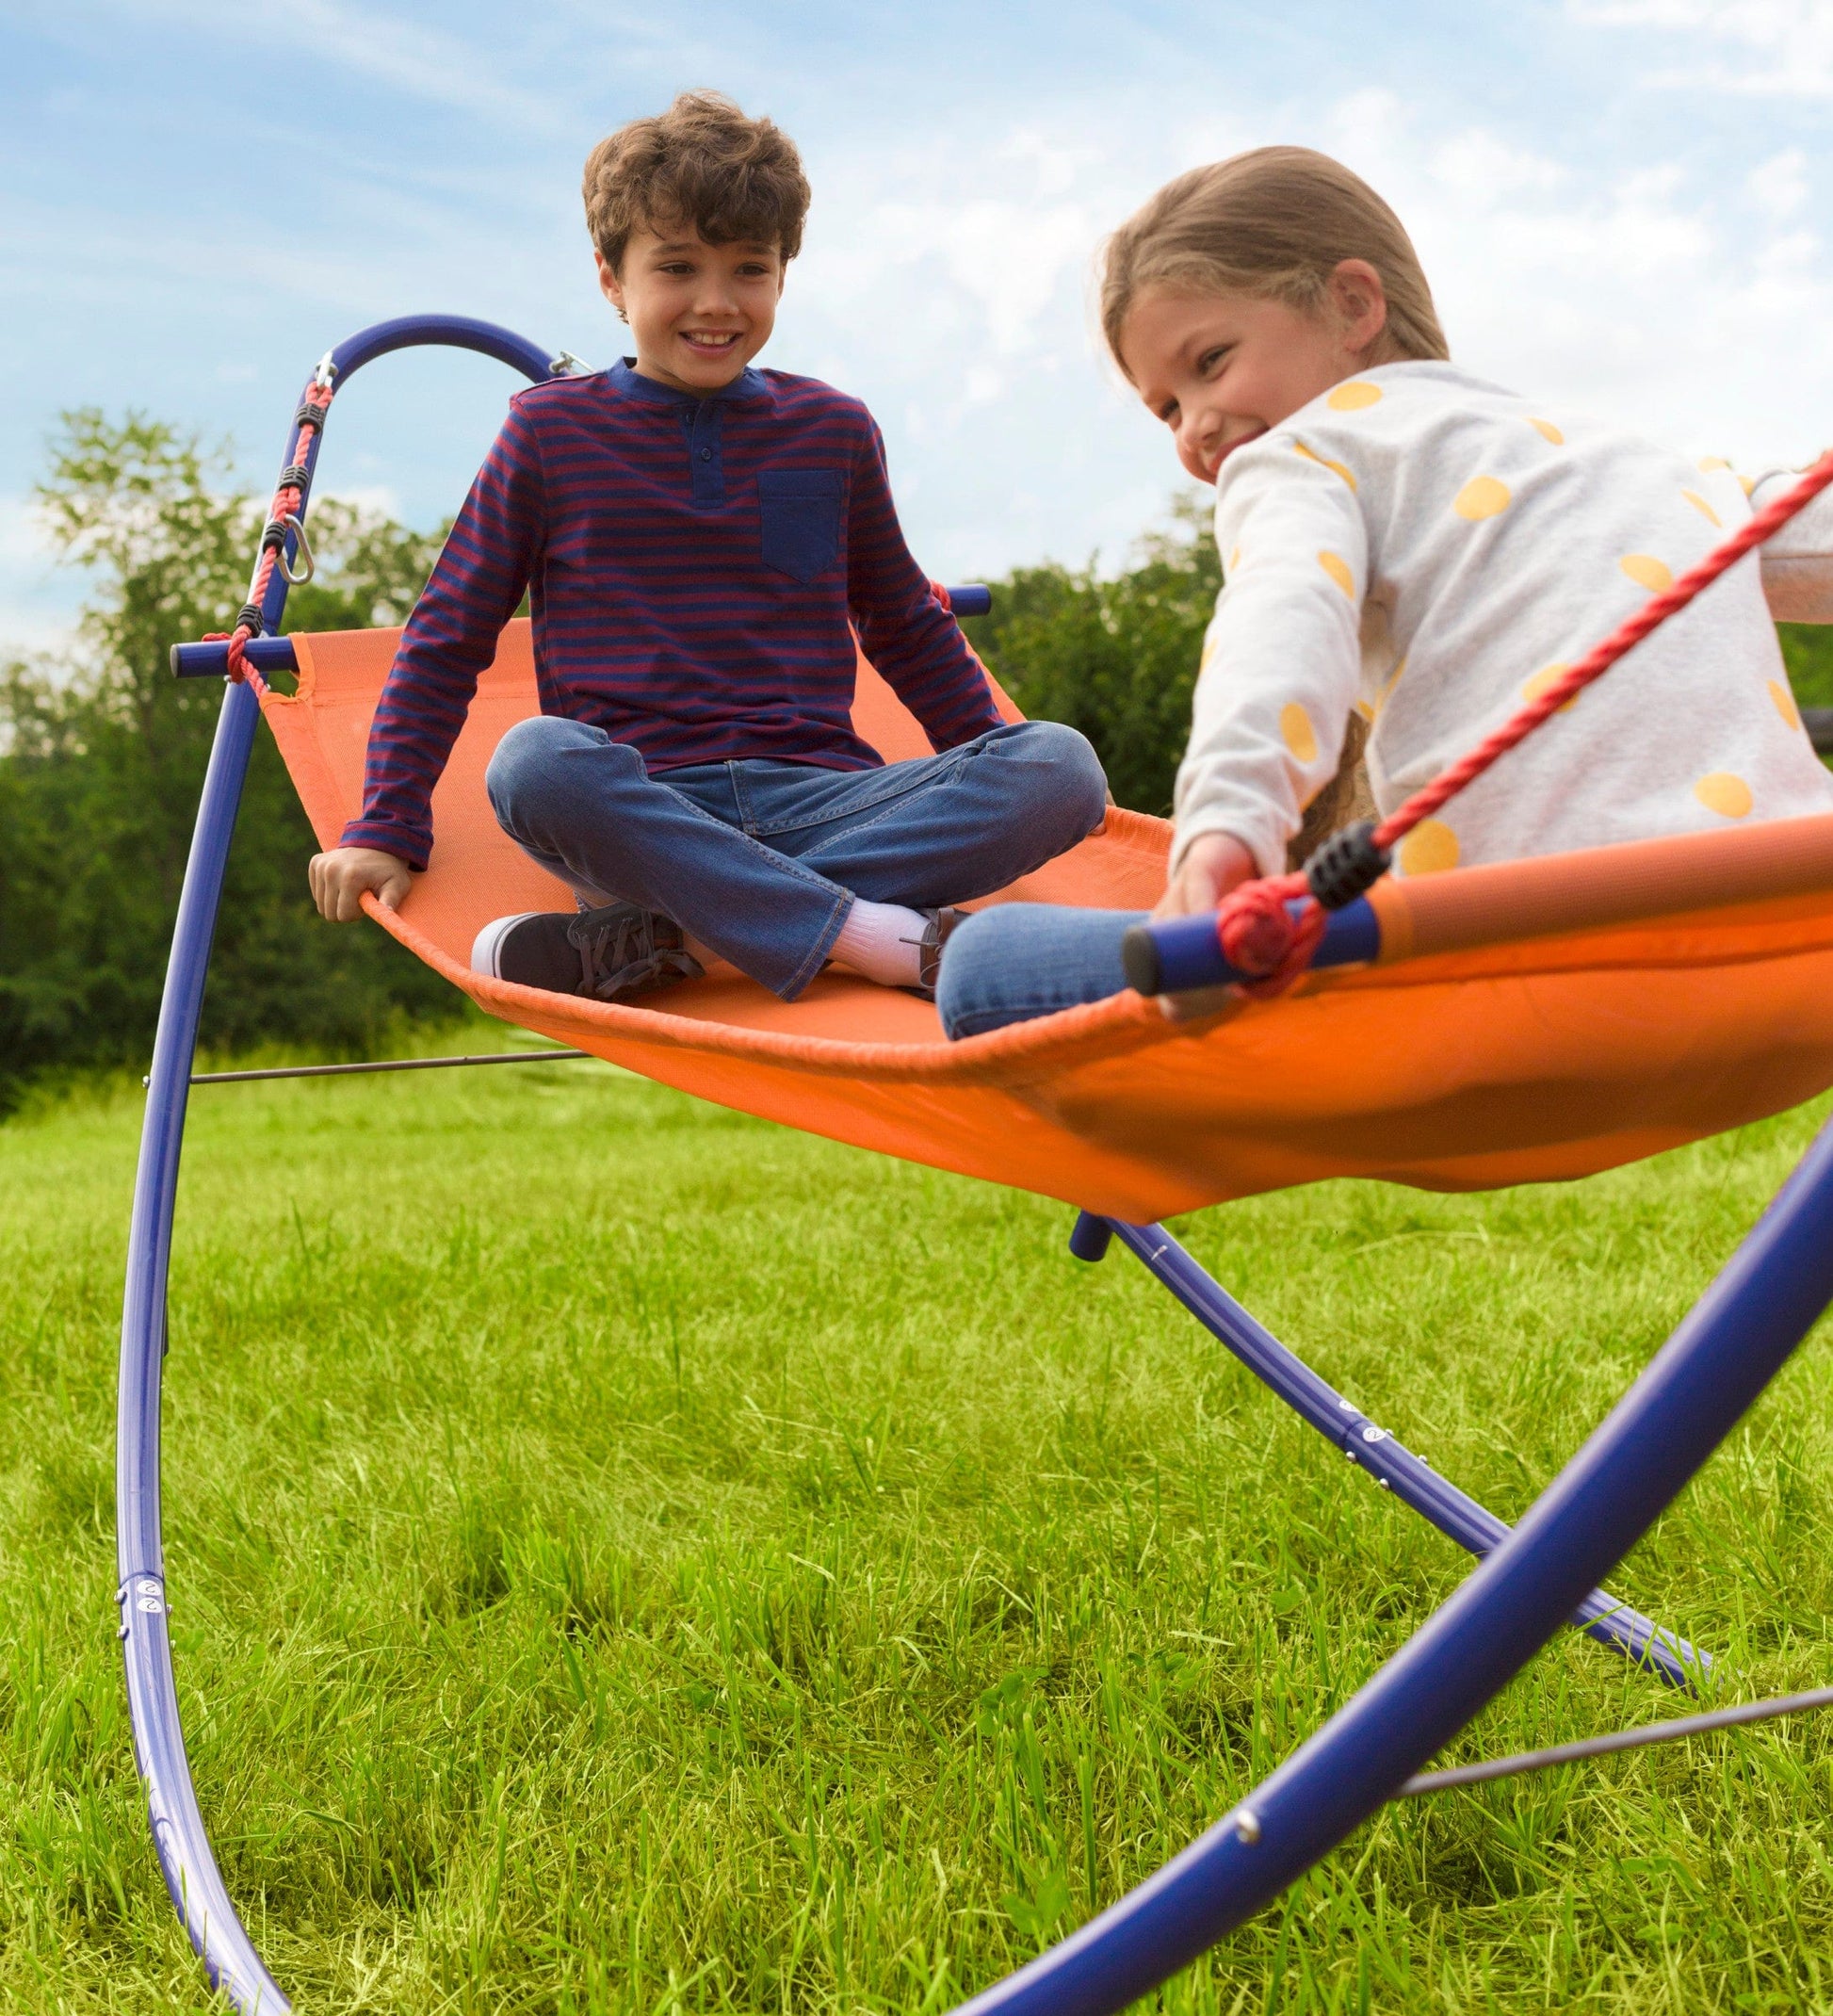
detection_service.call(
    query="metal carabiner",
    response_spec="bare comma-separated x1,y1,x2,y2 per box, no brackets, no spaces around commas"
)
278,512,316,586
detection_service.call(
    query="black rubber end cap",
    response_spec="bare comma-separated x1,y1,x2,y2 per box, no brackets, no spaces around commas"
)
1121,923,1162,997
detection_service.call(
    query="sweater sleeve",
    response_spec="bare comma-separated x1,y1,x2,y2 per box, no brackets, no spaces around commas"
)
1752,468,1833,624
845,417,1004,751
338,403,546,868
1174,440,1368,879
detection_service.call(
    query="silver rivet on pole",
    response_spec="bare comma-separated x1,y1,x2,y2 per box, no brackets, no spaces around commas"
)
1234,1808,1262,1845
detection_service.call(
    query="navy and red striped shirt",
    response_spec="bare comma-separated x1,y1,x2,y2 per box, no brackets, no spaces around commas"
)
341,359,1003,868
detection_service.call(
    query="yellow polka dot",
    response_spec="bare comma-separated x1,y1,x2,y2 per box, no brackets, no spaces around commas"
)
1280,702,1320,763
1293,439,1357,491
1695,772,1753,819
1453,476,1511,521
1740,474,1756,497
1770,678,1803,731
1398,820,1460,876
1530,417,1564,445
1354,697,1374,722
1520,662,1579,711
1620,554,1674,592
1681,488,1721,527
1327,381,1383,412
1318,550,1355,597
1697,456,1730,473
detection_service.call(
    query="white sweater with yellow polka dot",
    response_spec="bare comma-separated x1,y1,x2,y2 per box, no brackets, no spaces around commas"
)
1177,359,1833,880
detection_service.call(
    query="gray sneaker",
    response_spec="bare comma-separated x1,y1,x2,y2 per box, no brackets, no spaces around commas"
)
471,902,703,1003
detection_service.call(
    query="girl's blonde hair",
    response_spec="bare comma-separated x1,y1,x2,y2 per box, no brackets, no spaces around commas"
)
1099,146,1449,375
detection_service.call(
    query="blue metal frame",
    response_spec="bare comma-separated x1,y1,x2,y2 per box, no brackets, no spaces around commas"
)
122,317,1833,2016
118,315,565,2016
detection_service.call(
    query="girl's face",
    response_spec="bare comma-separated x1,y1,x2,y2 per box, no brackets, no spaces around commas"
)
1118,261,1393,484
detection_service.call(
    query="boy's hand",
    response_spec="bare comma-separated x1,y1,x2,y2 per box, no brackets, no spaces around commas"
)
1152,831,1256,919
309,846,414,922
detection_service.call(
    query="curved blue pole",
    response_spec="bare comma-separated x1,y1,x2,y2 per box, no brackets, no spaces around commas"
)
118,316,561,2014
949,1114,1833,2015
1095,1217,1701,1687
326,312,562,386
117,678,283,2012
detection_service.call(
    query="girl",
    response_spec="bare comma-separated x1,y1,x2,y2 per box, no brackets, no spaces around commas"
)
936,146,1833,1038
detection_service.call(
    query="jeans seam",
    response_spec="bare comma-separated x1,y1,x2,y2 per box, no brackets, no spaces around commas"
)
795,765,971,863
649,775,847,900
745,758,962,837
783,890,854,999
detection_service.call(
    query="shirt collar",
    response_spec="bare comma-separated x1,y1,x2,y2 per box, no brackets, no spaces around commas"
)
607,357,771,408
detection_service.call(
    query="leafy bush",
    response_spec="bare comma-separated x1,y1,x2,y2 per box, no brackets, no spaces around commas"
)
961,496,1220,819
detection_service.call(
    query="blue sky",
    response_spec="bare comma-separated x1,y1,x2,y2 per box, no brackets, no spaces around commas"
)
5,0,1833,653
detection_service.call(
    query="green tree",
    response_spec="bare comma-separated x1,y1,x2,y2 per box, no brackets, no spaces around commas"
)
961,496,1221,817
0,412,453,1110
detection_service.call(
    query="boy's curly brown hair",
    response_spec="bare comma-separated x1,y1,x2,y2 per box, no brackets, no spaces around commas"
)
583,90,811,273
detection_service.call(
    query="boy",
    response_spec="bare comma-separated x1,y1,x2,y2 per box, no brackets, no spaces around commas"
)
309,89,1106,1003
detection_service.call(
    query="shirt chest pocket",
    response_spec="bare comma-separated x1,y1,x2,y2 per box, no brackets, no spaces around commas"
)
757,468,844,585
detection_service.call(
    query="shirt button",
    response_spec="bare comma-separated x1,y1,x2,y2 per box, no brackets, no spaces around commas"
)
699,447,712,461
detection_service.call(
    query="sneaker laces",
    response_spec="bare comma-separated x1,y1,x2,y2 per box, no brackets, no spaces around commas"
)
565,905,700,1001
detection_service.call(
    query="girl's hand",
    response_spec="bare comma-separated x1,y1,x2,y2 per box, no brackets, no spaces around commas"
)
309,846,414,922
1152,831,1256,919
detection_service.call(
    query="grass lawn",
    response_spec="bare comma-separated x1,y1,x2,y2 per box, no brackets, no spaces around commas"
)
5,1025,1833,2014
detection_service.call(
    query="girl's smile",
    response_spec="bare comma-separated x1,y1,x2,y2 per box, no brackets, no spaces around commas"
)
1118,261,1395,483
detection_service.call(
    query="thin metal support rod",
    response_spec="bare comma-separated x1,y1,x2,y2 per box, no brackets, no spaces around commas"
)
183,1049,589,1084
1399,1683,1833,1797
956,1120,1833,2015
1090,1216,1703,1689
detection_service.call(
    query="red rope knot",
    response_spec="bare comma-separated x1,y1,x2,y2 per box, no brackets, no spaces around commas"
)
200,625,261,688
1213,870,1327,1000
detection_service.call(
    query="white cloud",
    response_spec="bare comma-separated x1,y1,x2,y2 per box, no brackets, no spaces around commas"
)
0,496,80,658
1569,0,1833,97
318,481,405,520
131,0,561,128
1748,146,1809,216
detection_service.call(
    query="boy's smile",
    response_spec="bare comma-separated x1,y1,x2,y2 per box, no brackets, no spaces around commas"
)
1119,261,1394,484
599,225,785,395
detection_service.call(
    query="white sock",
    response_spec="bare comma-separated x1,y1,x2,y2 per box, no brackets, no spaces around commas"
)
829,898,928,986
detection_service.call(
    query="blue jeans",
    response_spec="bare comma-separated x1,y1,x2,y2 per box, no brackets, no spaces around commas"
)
485,717,1108,1000
935,902,1144,1038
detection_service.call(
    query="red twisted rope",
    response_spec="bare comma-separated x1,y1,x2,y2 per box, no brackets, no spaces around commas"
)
1208,448,1833,999
207,382,335,687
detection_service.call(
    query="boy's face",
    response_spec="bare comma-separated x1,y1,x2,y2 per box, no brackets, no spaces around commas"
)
599,224,786,395
1120,261,1391,485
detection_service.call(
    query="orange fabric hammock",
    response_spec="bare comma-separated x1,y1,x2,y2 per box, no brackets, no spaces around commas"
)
267,619,1833,1223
